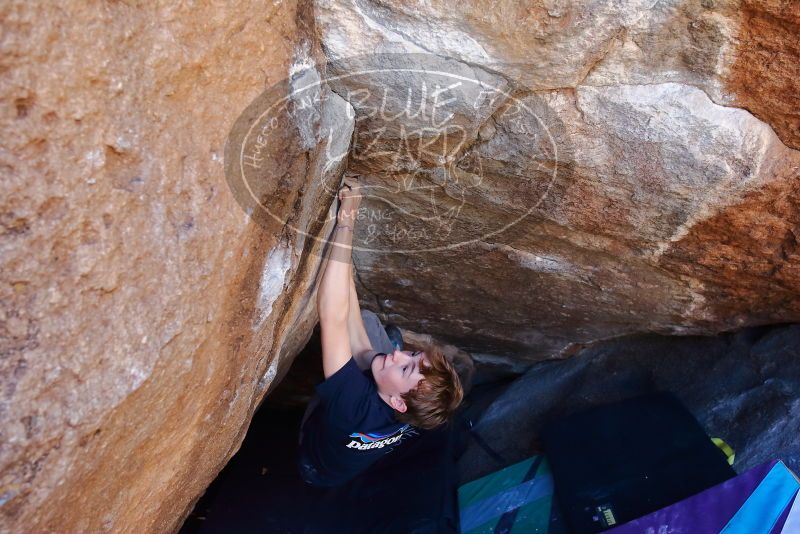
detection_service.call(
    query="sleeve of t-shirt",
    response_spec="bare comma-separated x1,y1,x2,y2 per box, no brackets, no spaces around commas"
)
315,357,374,428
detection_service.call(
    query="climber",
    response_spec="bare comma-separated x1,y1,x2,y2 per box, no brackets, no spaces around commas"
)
296,178,464,487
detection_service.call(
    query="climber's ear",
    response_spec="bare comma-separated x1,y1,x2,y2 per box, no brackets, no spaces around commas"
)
390,395,407,413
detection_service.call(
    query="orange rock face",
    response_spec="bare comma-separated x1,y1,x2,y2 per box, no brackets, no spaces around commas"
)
661,151,800,328
726,0,800,149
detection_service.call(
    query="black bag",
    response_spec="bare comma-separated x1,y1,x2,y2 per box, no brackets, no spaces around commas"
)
541,392,735,533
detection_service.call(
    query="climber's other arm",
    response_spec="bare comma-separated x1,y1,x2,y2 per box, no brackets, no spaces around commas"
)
348,272,376,370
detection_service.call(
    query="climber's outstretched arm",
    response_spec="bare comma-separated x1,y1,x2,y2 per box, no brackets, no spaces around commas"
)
318,181,360,378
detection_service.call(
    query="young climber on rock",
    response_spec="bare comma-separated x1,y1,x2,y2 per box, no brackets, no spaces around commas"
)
297,178,464,487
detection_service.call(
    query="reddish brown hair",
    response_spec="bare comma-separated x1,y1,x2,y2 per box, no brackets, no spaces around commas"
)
396,344,464,430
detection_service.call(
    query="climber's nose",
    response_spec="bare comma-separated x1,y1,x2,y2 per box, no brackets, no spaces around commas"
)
392,349,412,365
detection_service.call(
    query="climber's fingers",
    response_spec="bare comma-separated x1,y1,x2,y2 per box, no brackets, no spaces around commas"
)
338,178,362,202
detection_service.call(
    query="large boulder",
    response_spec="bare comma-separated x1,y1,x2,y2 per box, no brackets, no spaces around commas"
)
314,0,800,359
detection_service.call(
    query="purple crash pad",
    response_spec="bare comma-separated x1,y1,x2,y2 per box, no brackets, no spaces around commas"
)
608,460,778,534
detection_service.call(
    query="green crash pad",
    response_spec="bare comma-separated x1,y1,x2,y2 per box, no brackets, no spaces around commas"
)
458,455,555,533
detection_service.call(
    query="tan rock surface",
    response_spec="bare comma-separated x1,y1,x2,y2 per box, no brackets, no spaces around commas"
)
1,1,352,532
316,0,799,147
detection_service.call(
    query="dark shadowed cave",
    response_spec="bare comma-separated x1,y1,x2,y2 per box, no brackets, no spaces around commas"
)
180,322,800,532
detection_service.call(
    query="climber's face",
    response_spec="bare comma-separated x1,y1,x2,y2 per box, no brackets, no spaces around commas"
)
372,350,427,413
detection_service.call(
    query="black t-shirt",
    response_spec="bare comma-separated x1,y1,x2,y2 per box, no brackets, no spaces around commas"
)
299,357,417,486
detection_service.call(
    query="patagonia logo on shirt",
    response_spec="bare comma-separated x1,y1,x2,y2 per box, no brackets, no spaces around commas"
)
346,425,412,451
